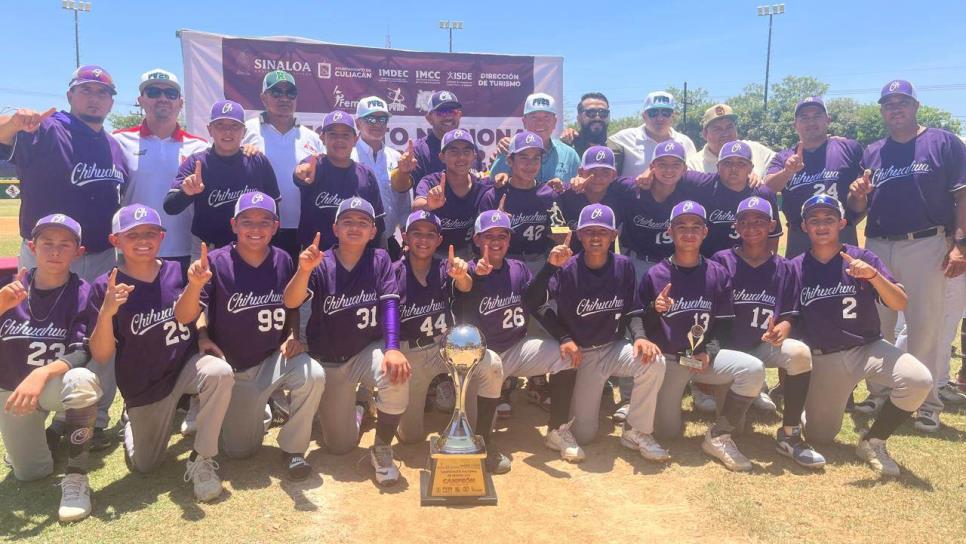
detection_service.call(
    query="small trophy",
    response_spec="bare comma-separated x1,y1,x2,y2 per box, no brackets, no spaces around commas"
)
548,201,571,236
679,324,706,369
420,324,498,506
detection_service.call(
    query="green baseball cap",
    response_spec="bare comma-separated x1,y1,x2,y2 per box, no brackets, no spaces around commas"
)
262,70,296,92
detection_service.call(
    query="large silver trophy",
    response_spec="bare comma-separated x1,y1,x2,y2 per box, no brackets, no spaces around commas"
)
420,324,498,506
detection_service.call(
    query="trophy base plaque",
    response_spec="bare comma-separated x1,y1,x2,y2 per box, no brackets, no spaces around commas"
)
550,226,572,235
419,435,498,506
678,354,704,370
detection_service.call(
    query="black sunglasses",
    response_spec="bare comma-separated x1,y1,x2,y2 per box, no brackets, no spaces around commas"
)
582,108,610,119
646,109,673,118
143,86,180,100
364,115,390,125
268,87,298,99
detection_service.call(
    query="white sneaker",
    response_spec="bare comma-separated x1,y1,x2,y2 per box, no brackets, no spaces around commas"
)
856,432,900,478
938,383,966,405
691,383,717,414
753,390,777,412
263,404,273,433
434,379,456,413
370,444,400,486
912,410,940,433
612,403,630,423
184,456,223,502
59,473,92,522
545,419,586,462
701,430,752,472
621,427,670,462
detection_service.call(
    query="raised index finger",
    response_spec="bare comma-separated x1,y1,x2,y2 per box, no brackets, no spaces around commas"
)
108,267,118,288
482,244,490,262
200,242,209,269
659,283,672,298
840,251,854,263
312,231,321,249
440,172,447,191
498,194,506,212
39,107,57,122
448,244,455,263
194,160,202,178
15,267,27,283
563,232,572,247
795,142,803,158
407,140,414,154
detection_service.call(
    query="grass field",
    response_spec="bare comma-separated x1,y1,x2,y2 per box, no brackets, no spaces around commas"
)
1,200,965,544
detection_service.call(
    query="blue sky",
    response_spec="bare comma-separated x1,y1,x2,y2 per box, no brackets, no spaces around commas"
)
4,0,965,128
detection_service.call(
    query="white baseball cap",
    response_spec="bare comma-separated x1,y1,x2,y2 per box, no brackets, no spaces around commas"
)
524,93,556,115
356,96,390,119
138,68,181,93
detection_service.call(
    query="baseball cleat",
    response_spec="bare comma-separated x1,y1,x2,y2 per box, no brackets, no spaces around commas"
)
938,383,966,405
283,452,312,481
753,390,778,412
621,428,670,462
370,444,400,486
690,383,717,414
702,430,751,472
776,427,825,469
58,473,92,522
612,403,630,423
856,432,900,478
89,428,112,452
485,450,512,474
184,456,223,502
912,410,940,433
545,419,585,462
852,395,885,416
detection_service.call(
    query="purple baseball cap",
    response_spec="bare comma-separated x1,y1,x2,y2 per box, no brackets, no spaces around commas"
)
718,140,753,163
405,210,441,232
736,196,773,219
112,204,164,234
878,80,918,104
577,203,617,232
509,131,544,155
68,65,117,95
581,146,616,171
670,200,707,223
429,91,462,112
32,213,82,243
441,128,476,151
322,110,356,133
651,140,688,163
795,96,827,116
210,100,245,125
474,209,512,235
801,194,845,218
336,197,375,221
234,191,278,219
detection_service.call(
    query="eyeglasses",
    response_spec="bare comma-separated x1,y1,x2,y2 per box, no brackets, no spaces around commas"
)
143,86,180,100
582,108,610,119
268,87,298,99
646,109,673,119
364,115,390,125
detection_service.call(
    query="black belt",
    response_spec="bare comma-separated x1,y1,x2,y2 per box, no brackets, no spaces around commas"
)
875,227,943,242
404,336,439,350
812,337,878,356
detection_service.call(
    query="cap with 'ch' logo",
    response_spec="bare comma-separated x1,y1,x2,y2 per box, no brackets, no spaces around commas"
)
112,204,165,234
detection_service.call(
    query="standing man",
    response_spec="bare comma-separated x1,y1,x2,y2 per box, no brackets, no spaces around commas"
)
608,91,696,179
355,96,409,259
847,80,966,433
490,93,580,185
390,91,483,193
0,65,127,280
764,97,861,257
242,70,324,260
687,104,775,179
115,69,208,271
560,92,611,158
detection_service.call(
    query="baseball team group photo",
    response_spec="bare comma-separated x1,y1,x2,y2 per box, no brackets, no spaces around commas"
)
2,2,966,543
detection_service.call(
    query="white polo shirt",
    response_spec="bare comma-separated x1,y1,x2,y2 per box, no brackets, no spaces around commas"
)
113,123,208,257
687,140,775,179
352,139,410,246
608,125,697,179
242,115,324,229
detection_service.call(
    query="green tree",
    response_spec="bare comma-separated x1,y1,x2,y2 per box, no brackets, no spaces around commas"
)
666,85,713,148
107,110,143,130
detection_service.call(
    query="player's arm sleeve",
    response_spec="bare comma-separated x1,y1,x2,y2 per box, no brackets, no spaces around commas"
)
534,271,573,344
779,260,801,322
376,251,401,350
523,262,555,314
946,134,966,193
766,191,784,238
706,317,734,353
489,154,509,177
629,274,654,340
261,156,281,201
164,156,197,214
60,288,93,369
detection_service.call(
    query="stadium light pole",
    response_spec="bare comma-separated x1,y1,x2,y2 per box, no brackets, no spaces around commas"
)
439,21,463,53
62,0,92,68
757,4,784,121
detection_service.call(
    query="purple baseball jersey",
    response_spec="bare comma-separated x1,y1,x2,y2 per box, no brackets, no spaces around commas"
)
89,260,197,408
304,248,398,362
711,249,798,350
410,132,485,190
294,157,385,250
792,244,897,352
767,138,863,227
638,258,735,355
393,258,454,343
688,173,783,257
548,254,639,347
618,177,703,261
0,272,91,392
860,128,966,237
415,173,492,251
478,184,558,256
0,111,127,252
461,259,532,353
200,245,294,371
170,150,280,248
